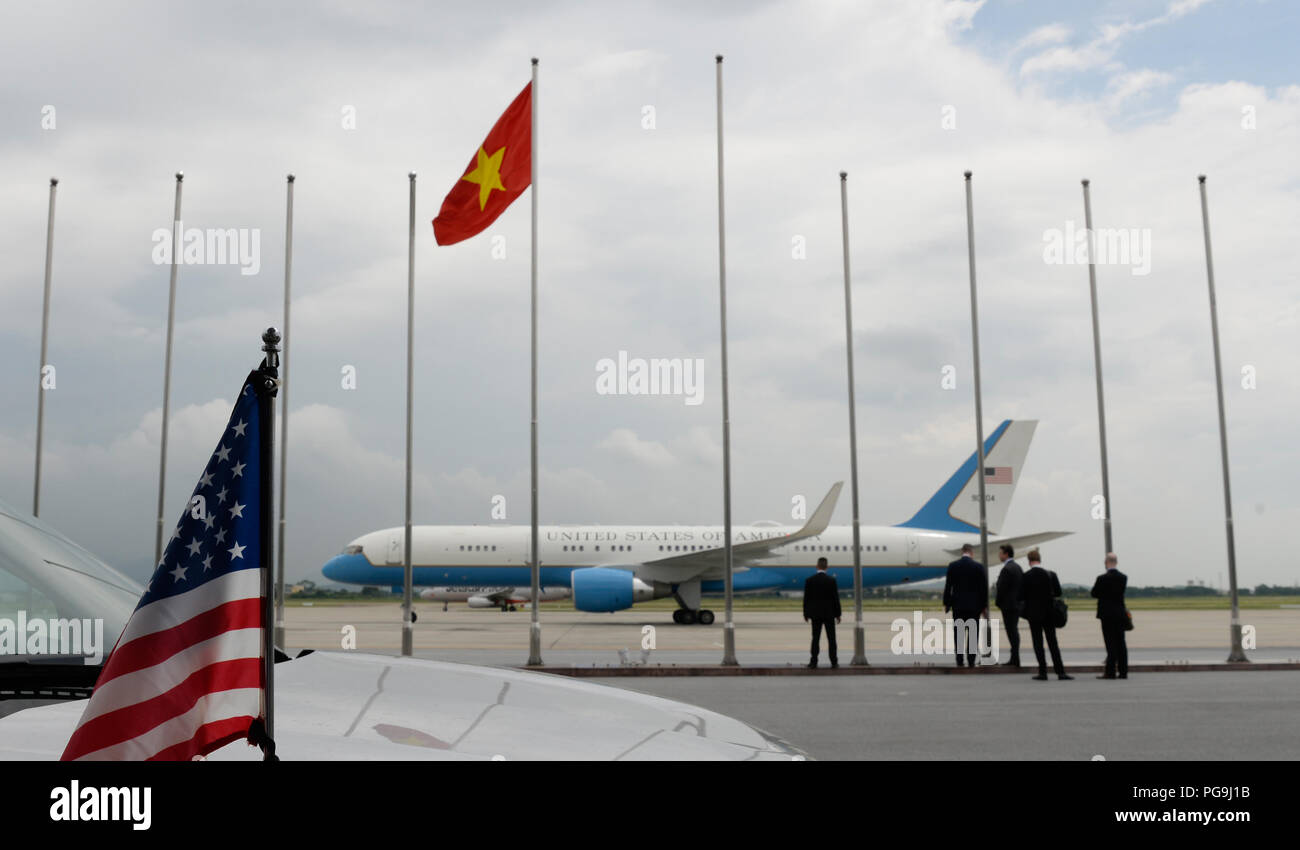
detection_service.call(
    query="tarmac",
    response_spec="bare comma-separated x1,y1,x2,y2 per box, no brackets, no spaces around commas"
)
285,603,1300,668
281,603,1300,760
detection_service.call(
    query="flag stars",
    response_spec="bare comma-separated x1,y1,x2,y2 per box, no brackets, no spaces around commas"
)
202,554,213,571
203,512,215,530
231,461,246,478
215,528,228,545
170,564,188,583
228,542,246,561
229,501,246,519
215,444,232,463
187,538,202,557
462,145,507,210
232,419,248,438
199,470,214,488
216,487,229,505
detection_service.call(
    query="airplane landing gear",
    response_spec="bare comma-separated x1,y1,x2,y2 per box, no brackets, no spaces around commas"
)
672,608,715,625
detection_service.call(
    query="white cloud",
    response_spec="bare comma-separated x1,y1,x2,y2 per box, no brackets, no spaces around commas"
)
1020,0,1215,78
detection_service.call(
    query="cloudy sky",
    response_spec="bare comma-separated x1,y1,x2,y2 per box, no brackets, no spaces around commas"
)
0,0,1295,590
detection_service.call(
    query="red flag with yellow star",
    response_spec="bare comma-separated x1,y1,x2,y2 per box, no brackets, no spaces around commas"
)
433,82,532,246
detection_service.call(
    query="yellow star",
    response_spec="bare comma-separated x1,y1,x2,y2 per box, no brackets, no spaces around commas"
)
461,146,507,210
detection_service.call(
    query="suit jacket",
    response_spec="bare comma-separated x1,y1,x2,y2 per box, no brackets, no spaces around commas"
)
803,570,842,621
1017,565,1061,625
1091,569,1127,621
943,555,988,613
995,559,1023,612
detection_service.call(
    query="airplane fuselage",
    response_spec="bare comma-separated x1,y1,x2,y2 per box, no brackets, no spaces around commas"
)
322,523,978,594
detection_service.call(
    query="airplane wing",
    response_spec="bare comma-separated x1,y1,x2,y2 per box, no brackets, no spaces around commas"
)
629,482,842,585
940,529,1073,557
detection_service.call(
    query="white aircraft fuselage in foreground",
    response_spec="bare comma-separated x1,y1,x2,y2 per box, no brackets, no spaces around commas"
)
322,420,1070,623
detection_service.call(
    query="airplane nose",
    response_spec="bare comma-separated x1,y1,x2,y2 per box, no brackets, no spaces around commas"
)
321,555,345,581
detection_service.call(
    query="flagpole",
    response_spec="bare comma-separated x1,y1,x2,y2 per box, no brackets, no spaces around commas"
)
1197,175,1247,663
716,55,738,666
1081,179,1114,557
258,327,281,748
275,174,294,652
154,172,184,567
963,172,990,594
527,56,543,667
403,172,416,658
840,173,867,666
33,177,57,517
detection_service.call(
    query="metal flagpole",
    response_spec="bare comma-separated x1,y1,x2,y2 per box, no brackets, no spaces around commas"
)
1197,175,1248,663
33,177,57,517
258,328,281,747
275,174,294,652
154,172,184,567
527,57,544,666
1081,179,1114,556
716,55,737,666
840,173,867,665
403,172,416,657
963,172,990,596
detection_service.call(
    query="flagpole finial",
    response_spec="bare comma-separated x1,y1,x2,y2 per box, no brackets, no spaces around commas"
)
50,177,58,186
1198,174,1207,184
716,54,723,63
1081,178,1090,187
964,170,972,180
409,171,416,180
261,328,281,390
532,56,538,66
840,171,847,181
175,171,184,182
287,173,295,183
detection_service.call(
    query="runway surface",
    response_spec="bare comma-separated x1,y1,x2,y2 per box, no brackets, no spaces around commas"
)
285,603,1300,667
277,603,1300,760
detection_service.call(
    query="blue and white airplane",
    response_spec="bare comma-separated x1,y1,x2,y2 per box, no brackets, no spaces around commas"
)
322,419,1070,624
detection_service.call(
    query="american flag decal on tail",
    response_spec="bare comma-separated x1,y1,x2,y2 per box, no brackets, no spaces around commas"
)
61,372,267,761
984,466,1012,485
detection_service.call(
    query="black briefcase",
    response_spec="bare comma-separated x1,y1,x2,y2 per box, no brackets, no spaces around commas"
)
1051,598,1068,629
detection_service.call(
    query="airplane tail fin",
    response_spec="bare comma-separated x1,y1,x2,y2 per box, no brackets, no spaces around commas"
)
895,420,1038,536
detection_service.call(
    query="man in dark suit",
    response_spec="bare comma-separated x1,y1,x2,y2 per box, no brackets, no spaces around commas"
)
994,544,1024,667
1091,552,1128,679
1017,549,1073,680
943,543,988,667
803,557,842,668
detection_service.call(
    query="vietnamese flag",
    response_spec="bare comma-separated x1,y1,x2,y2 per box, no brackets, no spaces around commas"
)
432,82,532,246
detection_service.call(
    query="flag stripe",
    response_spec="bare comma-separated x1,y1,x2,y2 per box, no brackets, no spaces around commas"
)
63,658,260,760
74,688,262,762
148,715,257,762
77,627,262,725
115,569,261,647
102,599,262,682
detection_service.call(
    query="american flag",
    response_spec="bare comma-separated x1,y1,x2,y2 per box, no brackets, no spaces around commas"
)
984,466,1012,485
62,373,267,761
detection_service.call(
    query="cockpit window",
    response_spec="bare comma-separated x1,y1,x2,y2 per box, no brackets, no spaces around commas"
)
343,544,363,555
